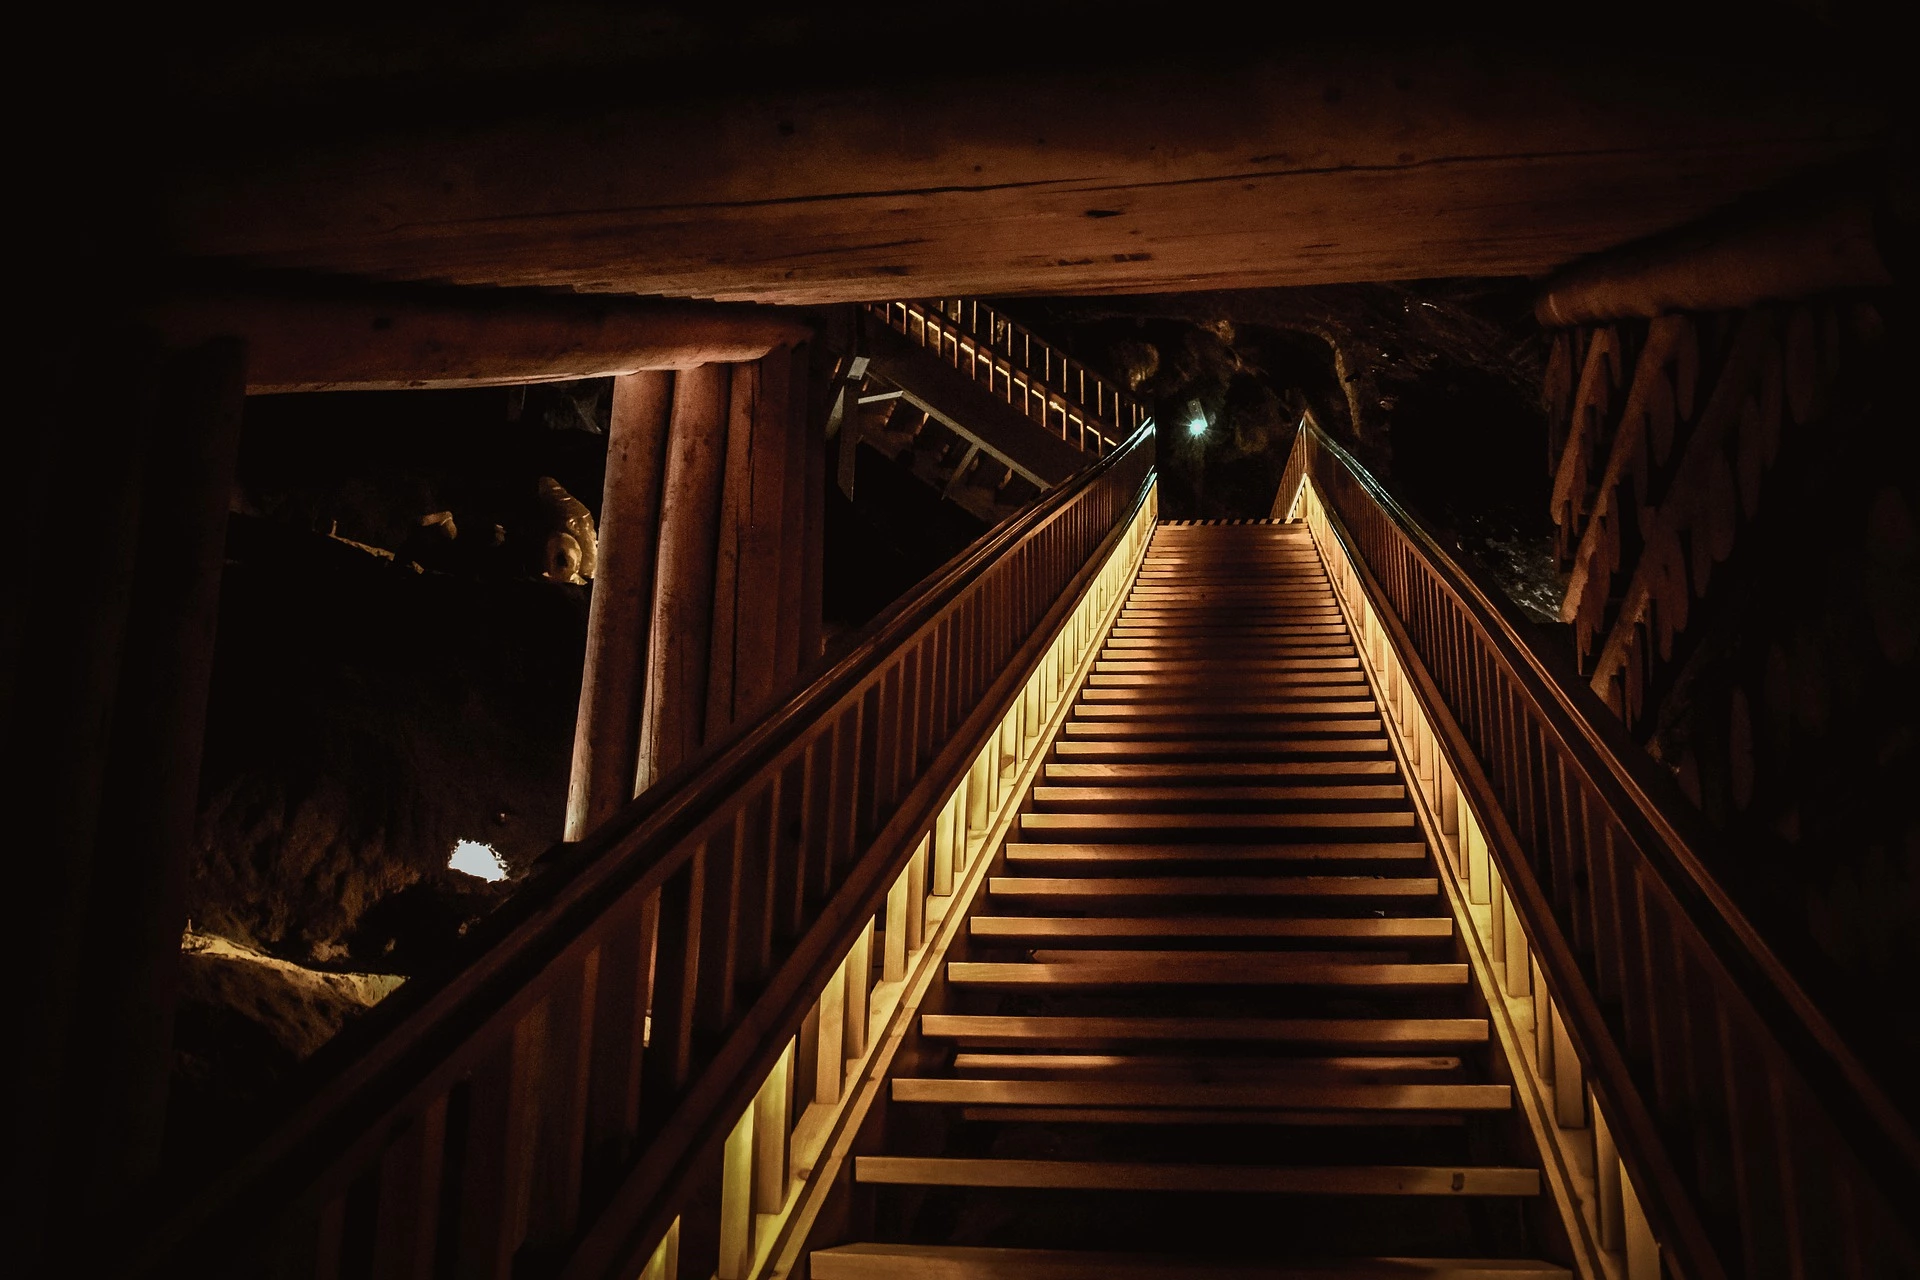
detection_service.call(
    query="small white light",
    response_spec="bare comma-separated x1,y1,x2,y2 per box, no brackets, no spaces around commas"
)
1188,418,1208,437
449,839,507,882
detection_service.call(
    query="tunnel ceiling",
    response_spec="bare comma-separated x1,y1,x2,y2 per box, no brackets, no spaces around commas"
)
137,7,1891,306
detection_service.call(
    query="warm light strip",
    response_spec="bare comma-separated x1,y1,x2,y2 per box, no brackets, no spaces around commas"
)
662,477,1163,1280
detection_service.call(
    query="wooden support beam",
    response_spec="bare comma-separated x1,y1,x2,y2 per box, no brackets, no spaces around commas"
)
638,365,732,788
75,338,248,1201
707,349,796,737
153,289,810,393
163,51,1883,304
566,370,673,840
1536,188,1895,325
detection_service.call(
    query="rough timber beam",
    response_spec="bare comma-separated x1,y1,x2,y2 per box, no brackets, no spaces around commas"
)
1535,184,1899,325
162,51,1883,306
151,288,813,393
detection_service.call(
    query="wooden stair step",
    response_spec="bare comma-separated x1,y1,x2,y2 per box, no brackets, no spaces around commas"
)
1079,686,1368,701
892,1078,1508,1111
954,1108,1474,1127
989,875,1436,898
853,1157,1538,1196
1019,812,1417,834
1003,841,1426,864
970,917,1453,943
1083,679,1369,693
921,1015,1489,1046
1111,623,1348,633
1031,785,1404,805
812,1244,1571,1280
1043,762,1397,779
1061,721,1385,739
1070,701,1377,718
948,1053,1465,1075
1025,949,1417,966
1098,659,1361,671
948,958,1468,988
1055,739,1390,759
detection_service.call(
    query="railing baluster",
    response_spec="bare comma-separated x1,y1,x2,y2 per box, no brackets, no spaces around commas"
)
649,846,708,1095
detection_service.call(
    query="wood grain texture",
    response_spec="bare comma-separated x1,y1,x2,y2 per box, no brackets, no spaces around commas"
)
162,52,1879,304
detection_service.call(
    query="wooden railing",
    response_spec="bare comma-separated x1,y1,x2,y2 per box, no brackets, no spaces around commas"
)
132,424,1157,1280
1280,420,1917,1280
868,299,1148,455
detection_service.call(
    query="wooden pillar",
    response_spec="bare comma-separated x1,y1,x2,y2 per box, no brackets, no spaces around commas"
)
773,345,811,685
81,338,248,1196
799,343,833,669
638,365,732,789
565,371,673,839
707,350,793,738
9,331,160,1264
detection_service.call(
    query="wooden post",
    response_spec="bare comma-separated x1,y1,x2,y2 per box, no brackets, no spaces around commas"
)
844,920,873,1059
1506,905,1533,1001
708,350,793,738
883,870,909,984
80,338,247,1199
1622,1165,1661,1280
716,1105,755,1280
967,749,992,832
932,789,958,896
1595,1100,1625,1250
10,331,161,1264
799,343,832,669
1552,1003,1586,1128
566,371,673,839
814,960,847,1107
752,1042,792,1215
906,834,928,951
638,365,732,788
773,345,811,684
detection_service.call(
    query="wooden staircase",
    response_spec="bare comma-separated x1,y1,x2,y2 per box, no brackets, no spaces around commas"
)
813,521,1570,1279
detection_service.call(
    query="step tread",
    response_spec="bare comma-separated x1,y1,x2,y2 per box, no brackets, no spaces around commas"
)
920,1016,1490,1044
893,1078,1509,1110
1003,842,1426,863
852,1157,1539,1195
948,959,1469,987
988,875,1437,896
1043,762,1398,778
970,917,1453,941
1032,785,1405,803
811,1244,1570,1280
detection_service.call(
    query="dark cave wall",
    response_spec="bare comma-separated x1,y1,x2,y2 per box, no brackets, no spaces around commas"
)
191,386,610,968
1547,295,1919,1106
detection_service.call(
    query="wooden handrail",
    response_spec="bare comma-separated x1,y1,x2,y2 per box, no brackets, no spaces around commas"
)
1282,418,1918,1279
129,423,1158,1279
867,299,1147,455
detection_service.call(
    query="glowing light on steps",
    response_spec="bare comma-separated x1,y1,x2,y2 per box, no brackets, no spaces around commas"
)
449,839,507,881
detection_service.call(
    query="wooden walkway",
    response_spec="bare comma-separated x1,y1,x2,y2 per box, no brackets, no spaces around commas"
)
814,522,1568,1278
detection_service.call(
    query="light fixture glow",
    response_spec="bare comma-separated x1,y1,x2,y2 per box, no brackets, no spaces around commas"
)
1188,418,1208,437
449,839,508,882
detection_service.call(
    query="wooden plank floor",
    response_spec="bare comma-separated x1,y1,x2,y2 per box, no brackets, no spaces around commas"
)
817,521,1568,1278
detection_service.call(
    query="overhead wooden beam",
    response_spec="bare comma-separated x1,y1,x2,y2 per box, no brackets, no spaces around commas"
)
150,289,812,393
160,50,1883,304
1535,186,1897,326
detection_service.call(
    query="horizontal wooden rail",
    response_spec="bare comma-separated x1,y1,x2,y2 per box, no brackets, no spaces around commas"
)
128,424,1157,1280
868,299,1147,456
1282,420,1917,1280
